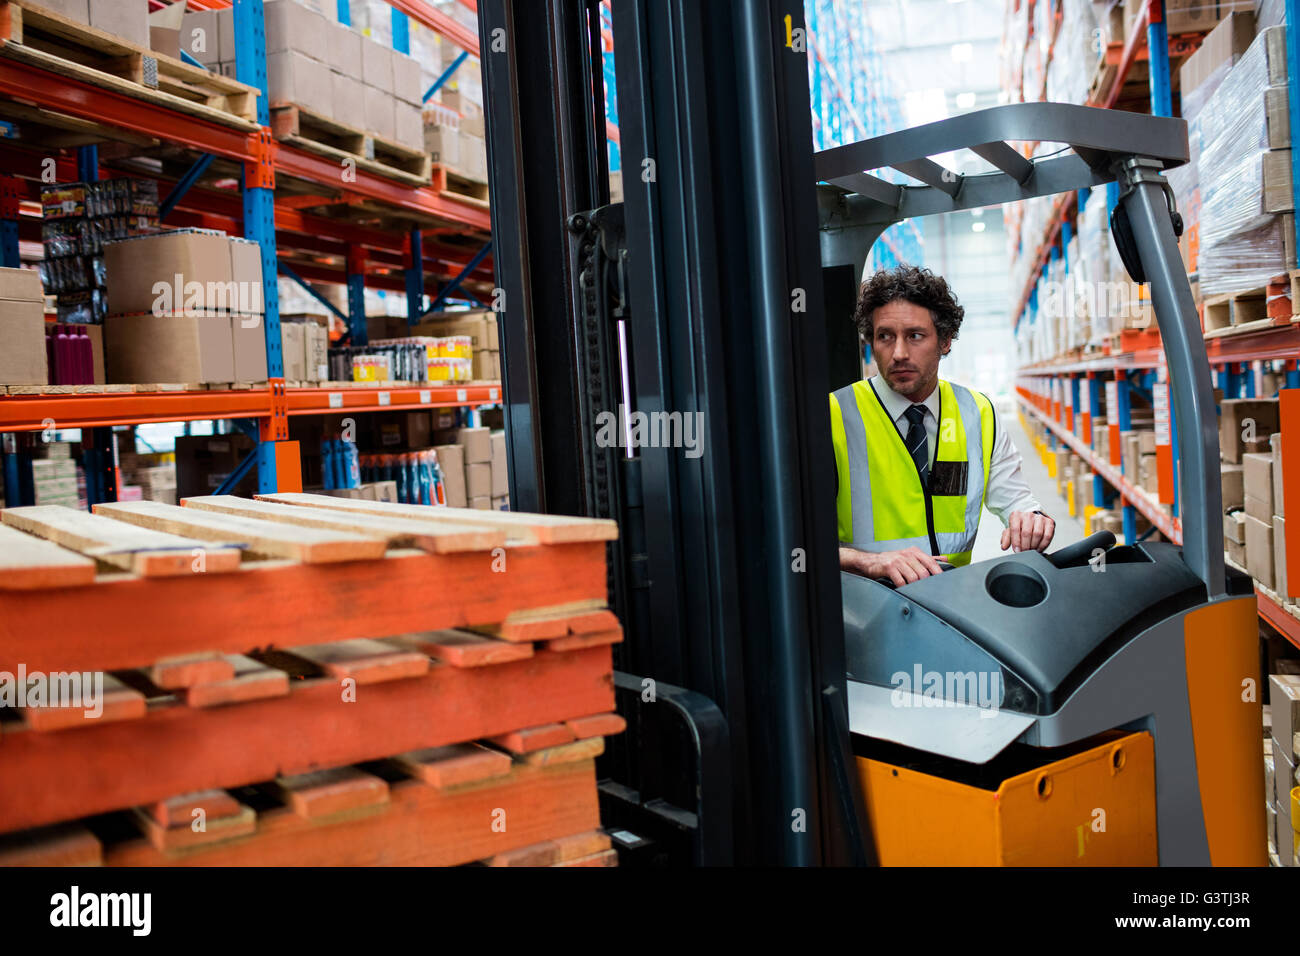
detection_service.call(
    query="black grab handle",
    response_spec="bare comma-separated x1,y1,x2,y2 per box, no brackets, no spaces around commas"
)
1045,531,1115,569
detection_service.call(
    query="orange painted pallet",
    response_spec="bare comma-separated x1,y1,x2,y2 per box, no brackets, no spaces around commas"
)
0,645,615,834
3,756,602,867
0,542,608,674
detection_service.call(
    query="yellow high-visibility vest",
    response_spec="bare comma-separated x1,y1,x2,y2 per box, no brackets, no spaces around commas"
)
830,377,995,567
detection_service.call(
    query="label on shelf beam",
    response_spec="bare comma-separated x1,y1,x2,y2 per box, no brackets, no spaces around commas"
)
1153,384,1171,446
378,392,391,406
457,389,467,402
490,388,499,402
328,393,343,409
420,390,431,404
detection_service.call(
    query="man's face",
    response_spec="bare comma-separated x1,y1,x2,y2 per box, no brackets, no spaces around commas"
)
869,300,949,401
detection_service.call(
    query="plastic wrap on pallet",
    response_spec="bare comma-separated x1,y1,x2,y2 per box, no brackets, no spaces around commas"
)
1198,27,1291,295
1046,0,1101,106
1255,0,1286,31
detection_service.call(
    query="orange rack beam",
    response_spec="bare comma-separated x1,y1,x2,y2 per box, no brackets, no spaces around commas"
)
0,384,503,432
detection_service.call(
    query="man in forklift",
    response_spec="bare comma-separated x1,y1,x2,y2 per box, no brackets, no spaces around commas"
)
833,265,1055,586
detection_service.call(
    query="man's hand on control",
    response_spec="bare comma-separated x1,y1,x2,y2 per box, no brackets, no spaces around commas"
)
1001,510,1055,553
840,545,943,586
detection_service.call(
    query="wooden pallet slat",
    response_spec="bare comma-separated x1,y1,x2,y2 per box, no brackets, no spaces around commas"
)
131,801,256,852
386,629,534,667
273,767,390,820
270,102,431,185
0,522,97,590
257,492,619,545
182,494,508,553
0,822,102,867
183,654,290,708
389,742,513,789
0,644,613,835
149,652,236,689
100,758,600,867
20,673,146,732
146,789,243,829
284,639,430,685
93,500,387,564
1,505,241,576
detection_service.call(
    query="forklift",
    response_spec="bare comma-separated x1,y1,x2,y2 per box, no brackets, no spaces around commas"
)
477,0,1267,866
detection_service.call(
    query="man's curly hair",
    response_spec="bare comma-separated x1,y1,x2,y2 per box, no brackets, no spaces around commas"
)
854,264,964,346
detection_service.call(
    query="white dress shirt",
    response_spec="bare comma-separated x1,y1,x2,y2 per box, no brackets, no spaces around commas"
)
869,374,1041,525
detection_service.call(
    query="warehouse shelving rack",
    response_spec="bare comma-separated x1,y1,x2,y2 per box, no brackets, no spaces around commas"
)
805,0,921,270
0,0,497,503
1008,0,1300,651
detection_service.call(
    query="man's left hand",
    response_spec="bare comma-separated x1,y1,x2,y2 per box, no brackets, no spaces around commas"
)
1001,510,1055,553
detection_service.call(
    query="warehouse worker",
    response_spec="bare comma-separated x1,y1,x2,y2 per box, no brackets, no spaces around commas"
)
833,265,1055,586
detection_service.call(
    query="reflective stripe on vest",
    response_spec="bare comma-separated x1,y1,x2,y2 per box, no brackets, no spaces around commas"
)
830,378,995,566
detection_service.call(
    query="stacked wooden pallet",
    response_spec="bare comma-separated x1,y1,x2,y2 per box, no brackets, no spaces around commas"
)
0,494,623,867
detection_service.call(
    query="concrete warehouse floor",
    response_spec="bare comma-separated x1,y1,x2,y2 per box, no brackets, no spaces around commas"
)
970,406,1086,563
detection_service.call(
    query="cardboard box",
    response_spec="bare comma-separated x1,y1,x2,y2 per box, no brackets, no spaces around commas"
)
361,36,394,91
425,124,461,167
434,444,466,508
1272,433,1286,518
469,496,491,511
1227,536,1246,567
267,49,333,117
1245,512,1275,588
1275,744,1297,813
327,21,363,79
1225,509,1246,544
0,269,48,385
332,72,365,123
105,231,234,316
1178,10,1255,100
1164,0,1253,36
491,496,509,511
1220,399,1279,464
264,0,329,57
1221,462,1244,509
1273,673,1300,765
304,321,328,382
466,461,492,500
182,10,220,65
370,480,398,503
490,431,508,497
90,0,150,48
281,321,306,381
147,0,183,58
362,85,396,140
175,433,256,499
232,314,266,382
32,0,89,23
1274,514,1291,600
460,132,487,181
392,51,423,105
229,238,265,313
458,426,491,464
1244,452,1274,517
105,312,235,385
376,411,432,450
394,101,423,151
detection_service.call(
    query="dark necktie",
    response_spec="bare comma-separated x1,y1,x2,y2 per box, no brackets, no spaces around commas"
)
903,404,929,489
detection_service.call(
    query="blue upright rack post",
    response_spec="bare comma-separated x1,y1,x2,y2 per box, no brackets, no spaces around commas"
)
235,0,287,493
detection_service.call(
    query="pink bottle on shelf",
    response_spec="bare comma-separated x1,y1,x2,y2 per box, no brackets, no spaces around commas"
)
54,325,71,386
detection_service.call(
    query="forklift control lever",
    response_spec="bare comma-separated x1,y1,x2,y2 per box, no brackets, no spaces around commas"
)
1044,530,1115,569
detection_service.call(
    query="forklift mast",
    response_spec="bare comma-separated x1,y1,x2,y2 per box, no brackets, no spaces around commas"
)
479,0,1223,867
479,0,861,865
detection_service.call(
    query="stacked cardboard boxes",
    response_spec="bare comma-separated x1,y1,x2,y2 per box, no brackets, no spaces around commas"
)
1269,673,1300,864
31,0,151,47
279,317,329,383
31,447,79,508
102,231,267,385
186,0,424,152
0,267,49,386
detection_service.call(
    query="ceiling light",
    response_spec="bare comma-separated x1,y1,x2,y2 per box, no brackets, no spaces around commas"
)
951,43,972,63
955,92,976,109
972,221,986,232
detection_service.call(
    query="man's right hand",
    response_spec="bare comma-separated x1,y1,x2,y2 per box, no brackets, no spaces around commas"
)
839,546,944,586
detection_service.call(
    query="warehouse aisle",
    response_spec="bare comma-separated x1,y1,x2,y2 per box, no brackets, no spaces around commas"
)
971,405,1085,562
